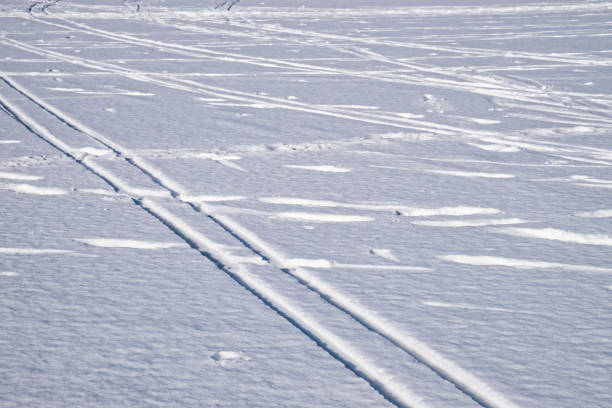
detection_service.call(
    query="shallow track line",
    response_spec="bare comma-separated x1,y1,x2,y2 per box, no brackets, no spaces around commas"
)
0,83,430,408
32,14,612,128
41,16,577,105
0,36,471,135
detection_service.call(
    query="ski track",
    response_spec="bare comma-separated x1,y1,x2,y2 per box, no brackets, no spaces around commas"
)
28,6,612,132
11,10,612,146
0,79,432,408
0,34,470,136
4,15,612,175
0,74,521,408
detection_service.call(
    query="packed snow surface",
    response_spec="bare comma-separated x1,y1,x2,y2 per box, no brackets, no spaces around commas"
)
1,0,611,407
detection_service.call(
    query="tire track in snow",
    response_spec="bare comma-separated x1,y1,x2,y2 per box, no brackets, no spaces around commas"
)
0,78,430,408
1,73,520,408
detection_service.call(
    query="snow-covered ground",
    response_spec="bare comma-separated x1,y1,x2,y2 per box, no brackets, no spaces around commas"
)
1,1,611,407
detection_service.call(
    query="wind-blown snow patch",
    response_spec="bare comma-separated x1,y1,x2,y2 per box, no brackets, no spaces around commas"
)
481,137,559,153
78,188,118,196
211,351,250,367
285,165,351,173
427,170,515,179
413,218,526,227
181,195,246,203
193,153,242,161
439,255,612,273
285,258,333,268
261,198,502,218
376,132,432,142
467,118,501,125
370,248,399,262
0,171,43,181
0,271,18,277
494,227,612,246
75,239,189,250
76,147,112,157
275,212,373,223
571,175,612,185
0,248,75,255
400,207,501,217
466,142,521,153
576,209,612,218
6,184,67,195
261,197,347,208
423,301,537,315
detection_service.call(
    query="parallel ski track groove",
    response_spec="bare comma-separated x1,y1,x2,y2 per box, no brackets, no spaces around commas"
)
1,71,519,408
0,78,429,408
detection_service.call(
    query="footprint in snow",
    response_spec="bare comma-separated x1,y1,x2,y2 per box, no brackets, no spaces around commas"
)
211,351,250,367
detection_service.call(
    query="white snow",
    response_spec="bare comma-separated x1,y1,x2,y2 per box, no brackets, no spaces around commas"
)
285,258,333,268
74,238,189,250
275,212,373,223
0,171,43,181
413,218,526,228
426,170,515,179
576,209,612,219
285,164,351,173
466,142,521,153
400,207,501,217
370,248,399,262
0,271,18,277
439,255,612,274
422,301,538,315
211,350,251,367
1,1,611,407
495,227,612,247
5,183,68,195
0,248,75,255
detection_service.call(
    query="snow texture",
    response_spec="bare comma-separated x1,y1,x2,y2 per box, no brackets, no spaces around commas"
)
1,1,611,407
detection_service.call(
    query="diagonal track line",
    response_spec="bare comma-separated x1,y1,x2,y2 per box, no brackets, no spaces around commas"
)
1,72,520,408
0,78,431,408
26,14,612,128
